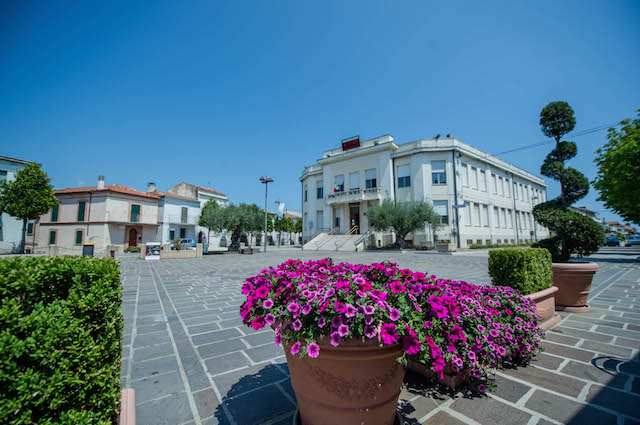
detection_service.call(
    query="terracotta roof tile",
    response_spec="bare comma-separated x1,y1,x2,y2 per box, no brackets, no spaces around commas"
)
183,182,227,197
151,190,199,202
56,184,161,199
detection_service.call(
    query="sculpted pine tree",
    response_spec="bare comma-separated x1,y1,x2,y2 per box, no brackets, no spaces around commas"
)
533,101,603,262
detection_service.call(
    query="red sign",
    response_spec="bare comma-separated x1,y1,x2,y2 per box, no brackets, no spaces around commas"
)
341,136,360,151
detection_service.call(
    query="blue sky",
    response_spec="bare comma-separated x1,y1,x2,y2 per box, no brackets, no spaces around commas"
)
1,1,639,222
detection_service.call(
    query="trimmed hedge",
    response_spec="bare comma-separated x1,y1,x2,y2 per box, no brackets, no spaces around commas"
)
0,257,123,425
488,248,552,295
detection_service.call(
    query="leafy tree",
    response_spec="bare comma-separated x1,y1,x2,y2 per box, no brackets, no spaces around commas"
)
198,199,225,243
593,110,640,225
293,218,302,234
533,101,604,262
222,203,263,248
0,163,57,253
368,200,442,248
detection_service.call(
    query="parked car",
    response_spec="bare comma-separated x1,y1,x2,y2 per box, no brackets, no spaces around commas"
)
628,235,640,246
605,235,620,246
171,238,196,250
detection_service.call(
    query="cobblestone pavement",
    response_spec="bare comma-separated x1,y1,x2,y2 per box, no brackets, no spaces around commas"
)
119,247,640,425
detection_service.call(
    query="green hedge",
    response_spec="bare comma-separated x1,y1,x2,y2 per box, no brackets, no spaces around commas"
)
0,257,123,425
488,248,552,294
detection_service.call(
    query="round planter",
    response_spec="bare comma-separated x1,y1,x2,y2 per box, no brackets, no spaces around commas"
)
284,337,405,425
119,389,136,425
527,286,561,331
552,262,599,313
292,407,404,425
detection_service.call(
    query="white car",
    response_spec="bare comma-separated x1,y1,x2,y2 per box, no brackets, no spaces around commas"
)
628,235,640,246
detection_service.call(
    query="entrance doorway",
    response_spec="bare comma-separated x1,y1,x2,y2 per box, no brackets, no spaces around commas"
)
349,204,360,234
128,228,138,247
198,231,204,243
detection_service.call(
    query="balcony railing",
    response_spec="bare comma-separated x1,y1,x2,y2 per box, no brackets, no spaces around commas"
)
326,187,382,205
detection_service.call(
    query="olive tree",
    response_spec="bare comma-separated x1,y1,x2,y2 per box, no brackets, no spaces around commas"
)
368,200,442,248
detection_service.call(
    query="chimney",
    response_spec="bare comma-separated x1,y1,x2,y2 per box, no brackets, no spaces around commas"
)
147,182,156,193
97,175,105,190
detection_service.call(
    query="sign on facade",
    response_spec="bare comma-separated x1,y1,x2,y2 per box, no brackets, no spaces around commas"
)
145,242,161,260
341,136,360,151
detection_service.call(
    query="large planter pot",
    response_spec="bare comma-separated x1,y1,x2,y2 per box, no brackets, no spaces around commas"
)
120,389,136,425
436,243,456,253
284,337,405,425
527,286,561,331
552,262,599,313
406,360,463,389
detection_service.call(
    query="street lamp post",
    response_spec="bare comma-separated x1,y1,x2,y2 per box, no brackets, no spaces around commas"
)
260,177,273,253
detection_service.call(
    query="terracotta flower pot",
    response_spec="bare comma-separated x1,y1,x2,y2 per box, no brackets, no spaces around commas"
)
552,262,599,313
284,337,405,425
406,360,463,389
527,286,561,331
119,389,136,425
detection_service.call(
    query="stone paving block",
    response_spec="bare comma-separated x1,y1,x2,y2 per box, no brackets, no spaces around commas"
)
133,342,176,362
525,390,617,425
244,343,285,363
182,354,212,392
491,374,532,403
596,326,640,340
219,317,244,328
536,419,556,425
183,313,223,327
135,314,167,326
193,387,220,420
563,320,596,330
136,323,169,334
187,322,221,335
451,394,531,424
181,309,224,320
198,338,247,360
242,330,276,347
136,392,194,425
131,370,185,404
131,355,179,380
544,332,581,346
223,384,295,425
501,365,585,397
532,353,565,370
421,411,468,425
586,384,640,419
205,352,251,375
550,327,614,343
560,360,628,389
579,339,635,358
133,330,171,348
192,328,243,346
541,341,595,362
617,337,640,349
213,363,288,398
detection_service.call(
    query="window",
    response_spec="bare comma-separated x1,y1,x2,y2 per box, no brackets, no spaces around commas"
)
498,177,504,196
505,179,510,198
492,175,498,194
181,207,188,224
520,184,525,201
479,170,487,191
474,204,481,226
514,182,518,199
433,200,449,225
508,210,513,228
471,167,478,189
397,165,410,188
461,164,469,187
501,208,507,228
524,185,529,202
316,210,324,230
49,230,56,245
0,170,6,183
180,228,186,238
482,205,489,227
493,207,500,228
27,223,34,235
51,205,59,222
130,204,141,223
334,175,344,192
317,180,323,199
464,202,471,225
77,201,86,222
365,169,377,189
75,230,83,245
431,161,446,185
304,185,308,202
169,229,175,240
529,213,534,230
349,172,360,190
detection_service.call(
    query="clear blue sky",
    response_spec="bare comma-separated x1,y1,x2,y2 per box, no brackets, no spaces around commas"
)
1,1,639,222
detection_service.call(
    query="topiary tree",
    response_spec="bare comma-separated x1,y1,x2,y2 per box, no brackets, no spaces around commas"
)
368,200,442,248
533,101,604,262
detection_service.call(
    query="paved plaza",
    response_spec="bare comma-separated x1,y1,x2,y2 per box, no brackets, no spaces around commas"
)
119,247,640,425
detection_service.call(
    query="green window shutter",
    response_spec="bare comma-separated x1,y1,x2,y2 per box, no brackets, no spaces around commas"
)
75,230,83,244
49,231,56,245
27,223,34,234
131,204,140,223
51,205,59,222
77,202,86,221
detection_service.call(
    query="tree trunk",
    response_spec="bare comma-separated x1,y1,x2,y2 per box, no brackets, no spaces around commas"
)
21,218,27,254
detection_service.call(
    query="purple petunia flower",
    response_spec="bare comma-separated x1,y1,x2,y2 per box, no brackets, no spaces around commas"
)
364,325,377,338
301,304,312,315
307,342,320,358
274,333,282,346
380,323,398,345
331,316,343,328
265,313,275,325
365,315,374,325
287,302,300,314
330,331,341,347
291,341,301,355
262,299,274,309
389,308,400,321
318,317,326,328
478,384,486,393
338,324,349,337
344,304,357,318
477,324,486,332
489,329,499,338
292,319,302,331
255,285,270,299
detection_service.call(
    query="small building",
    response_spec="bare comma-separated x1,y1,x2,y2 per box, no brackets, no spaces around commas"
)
36,176,161,256
300,135,550,249
149,183,202,244
0,155,39,253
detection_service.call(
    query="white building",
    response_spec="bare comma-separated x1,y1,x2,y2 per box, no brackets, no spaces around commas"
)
300,135,550,249
0,156,39,253
149,184,203,244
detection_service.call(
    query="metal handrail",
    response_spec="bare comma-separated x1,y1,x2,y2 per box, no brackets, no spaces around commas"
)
303,228,326,248
354,227,375,251
335,225,359,250
314,226,339,250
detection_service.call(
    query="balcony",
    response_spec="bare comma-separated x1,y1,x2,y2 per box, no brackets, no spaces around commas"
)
326,187,382,205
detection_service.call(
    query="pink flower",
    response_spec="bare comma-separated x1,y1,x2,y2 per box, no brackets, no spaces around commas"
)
390,280,406,294
255,285,270,298
274,333,282,345
318,317,326,328
242,282,254,294
290,342,301,355
307,342,320,358
251,317,265,330
262,299,274,309
265,313,275,325
478,384,486,393
363,305,375,315
287,302,300,314
422,321,434,328
330,331,341,347
403,334,421,355
344,304,357,318
338,324,349,337
292,319,302,331
380,323,398,345
389,308,400,321
364,325,377,338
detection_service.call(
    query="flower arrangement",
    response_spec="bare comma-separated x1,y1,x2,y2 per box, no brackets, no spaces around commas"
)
240,258,543,390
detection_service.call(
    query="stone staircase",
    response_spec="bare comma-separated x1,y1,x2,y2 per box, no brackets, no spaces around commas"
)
303,234,363,251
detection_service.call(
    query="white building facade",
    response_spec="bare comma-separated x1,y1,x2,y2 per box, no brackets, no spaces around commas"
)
300,135,549,249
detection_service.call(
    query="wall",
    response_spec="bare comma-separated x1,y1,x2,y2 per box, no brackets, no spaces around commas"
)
0,158,29,253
